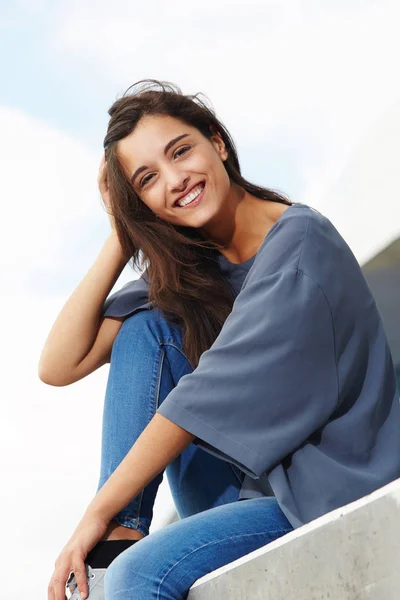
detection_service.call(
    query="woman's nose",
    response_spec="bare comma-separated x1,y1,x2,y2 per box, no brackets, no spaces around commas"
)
166,169,189,193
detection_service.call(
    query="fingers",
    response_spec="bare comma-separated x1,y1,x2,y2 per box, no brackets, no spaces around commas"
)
48,555,88,600
48,566,70,600
72,559,89,600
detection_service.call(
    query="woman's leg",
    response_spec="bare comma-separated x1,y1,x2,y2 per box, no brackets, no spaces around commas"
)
96,308,245,539
104,496,293,600
97,308,293,599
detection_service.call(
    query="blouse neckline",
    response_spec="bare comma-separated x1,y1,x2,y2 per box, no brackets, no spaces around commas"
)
217,202,308,269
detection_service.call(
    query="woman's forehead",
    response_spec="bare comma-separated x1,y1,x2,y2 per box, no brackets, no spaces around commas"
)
134,114,195,141
117,115,198,161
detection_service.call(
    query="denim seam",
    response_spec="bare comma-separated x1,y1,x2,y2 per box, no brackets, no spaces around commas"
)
129,342,164,526
149,342,162,418
155,347,166,410
129,338,164,522
159,340,193,386
159,340,189,361
156,529,293,599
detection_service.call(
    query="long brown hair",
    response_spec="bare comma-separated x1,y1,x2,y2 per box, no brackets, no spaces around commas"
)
104,79,292,368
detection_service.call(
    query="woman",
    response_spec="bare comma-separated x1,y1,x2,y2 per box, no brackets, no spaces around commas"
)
42,80,400,600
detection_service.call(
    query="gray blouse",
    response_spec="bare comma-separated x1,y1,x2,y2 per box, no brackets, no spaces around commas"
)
102,203,400,528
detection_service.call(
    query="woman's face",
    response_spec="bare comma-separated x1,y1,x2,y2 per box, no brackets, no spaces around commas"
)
116,114,231,229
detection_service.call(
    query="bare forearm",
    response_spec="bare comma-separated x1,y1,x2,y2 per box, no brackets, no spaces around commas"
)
84,413,196,522
39,234,127,377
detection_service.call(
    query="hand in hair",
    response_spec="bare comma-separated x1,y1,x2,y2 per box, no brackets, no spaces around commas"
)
98,154,116,233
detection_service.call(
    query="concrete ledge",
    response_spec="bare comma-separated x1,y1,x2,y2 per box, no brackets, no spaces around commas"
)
188,477,400,599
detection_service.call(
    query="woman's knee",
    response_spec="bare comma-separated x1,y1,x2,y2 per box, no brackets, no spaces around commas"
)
104,541,153,598
116,309,158,337
109,308,189,391
114,308,181,348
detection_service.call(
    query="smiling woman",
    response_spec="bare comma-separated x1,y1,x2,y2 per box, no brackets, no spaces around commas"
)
117,116,228,224
43,79,400,600
103,79,292,368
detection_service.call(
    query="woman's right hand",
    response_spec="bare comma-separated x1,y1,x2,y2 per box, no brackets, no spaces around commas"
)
98,154,116,233
48,511,109,600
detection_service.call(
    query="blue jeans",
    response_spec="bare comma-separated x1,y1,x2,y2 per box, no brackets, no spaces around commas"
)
96,308,293,599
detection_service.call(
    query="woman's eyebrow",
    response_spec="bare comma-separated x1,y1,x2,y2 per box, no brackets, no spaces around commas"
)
130,133,190,184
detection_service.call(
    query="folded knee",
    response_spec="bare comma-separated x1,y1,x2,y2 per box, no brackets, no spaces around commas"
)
114,308,182,348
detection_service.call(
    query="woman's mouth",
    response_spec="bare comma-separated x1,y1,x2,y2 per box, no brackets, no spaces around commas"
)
174,182,205,209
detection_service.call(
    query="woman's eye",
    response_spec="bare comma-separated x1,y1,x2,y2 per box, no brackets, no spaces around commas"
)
140,173,154,187
140,147,191,187
174,145,191,159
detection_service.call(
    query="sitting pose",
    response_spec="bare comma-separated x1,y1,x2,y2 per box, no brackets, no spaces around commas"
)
42,80,400,600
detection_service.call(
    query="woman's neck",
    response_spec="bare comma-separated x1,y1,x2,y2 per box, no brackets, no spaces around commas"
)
202,187,291,264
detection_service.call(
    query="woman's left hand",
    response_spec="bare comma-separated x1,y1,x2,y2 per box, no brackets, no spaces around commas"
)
47,511,109,600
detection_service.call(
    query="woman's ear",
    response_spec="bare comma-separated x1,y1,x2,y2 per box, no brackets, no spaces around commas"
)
209,125,228,161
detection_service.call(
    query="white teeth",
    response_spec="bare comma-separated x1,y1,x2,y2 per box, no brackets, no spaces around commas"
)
176,183,204,207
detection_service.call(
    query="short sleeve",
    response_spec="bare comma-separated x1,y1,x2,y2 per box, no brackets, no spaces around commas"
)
157,267,338,479
101,273,151,318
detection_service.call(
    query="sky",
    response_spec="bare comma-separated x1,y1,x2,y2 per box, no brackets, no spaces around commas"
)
1,1,400,598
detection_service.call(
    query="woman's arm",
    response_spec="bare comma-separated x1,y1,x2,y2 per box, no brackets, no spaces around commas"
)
38,232,128,386
89,413,196,520
48,413,196,600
